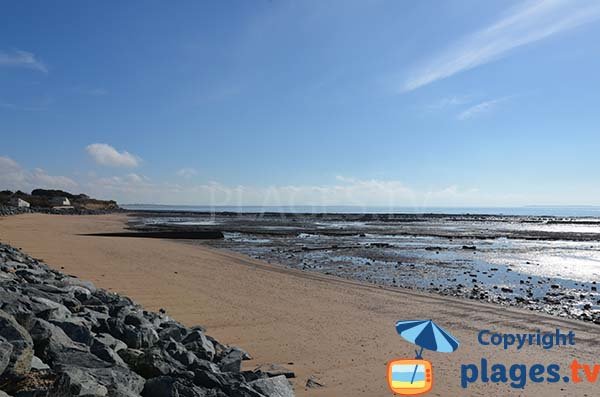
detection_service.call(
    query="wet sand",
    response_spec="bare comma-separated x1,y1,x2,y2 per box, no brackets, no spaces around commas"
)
1,213,599,396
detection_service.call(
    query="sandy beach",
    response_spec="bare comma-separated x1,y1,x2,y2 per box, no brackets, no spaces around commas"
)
1,213,599,396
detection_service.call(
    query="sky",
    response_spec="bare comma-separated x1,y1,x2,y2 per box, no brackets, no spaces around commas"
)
2,0,600,207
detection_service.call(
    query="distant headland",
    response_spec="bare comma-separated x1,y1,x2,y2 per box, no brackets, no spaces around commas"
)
0,189,119,215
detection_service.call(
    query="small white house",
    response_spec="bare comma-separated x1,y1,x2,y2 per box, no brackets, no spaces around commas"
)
9,197,30,208
50,196,71,206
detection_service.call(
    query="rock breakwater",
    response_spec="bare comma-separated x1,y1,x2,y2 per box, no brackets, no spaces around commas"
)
0,242,294,397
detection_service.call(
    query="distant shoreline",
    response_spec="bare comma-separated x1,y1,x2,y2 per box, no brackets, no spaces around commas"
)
121,204,600,217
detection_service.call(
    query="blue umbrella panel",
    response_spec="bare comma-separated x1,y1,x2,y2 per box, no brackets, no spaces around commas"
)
395,320,460,384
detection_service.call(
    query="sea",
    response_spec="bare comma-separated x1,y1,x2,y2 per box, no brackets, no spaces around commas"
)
122,204,600,218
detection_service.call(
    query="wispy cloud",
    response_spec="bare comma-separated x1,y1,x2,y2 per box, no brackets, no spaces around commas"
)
403,0,600,92
86,143,140,168
0,50,47,73
457,97,510,120
176,168,198,178
0,156,77,191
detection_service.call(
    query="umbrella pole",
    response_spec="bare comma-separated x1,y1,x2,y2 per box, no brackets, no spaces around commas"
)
410,347,424,384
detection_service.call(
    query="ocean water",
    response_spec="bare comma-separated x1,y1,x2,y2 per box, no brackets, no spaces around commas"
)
122,204,600,218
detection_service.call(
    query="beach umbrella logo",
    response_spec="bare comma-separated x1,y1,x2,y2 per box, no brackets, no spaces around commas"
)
387,319,459,395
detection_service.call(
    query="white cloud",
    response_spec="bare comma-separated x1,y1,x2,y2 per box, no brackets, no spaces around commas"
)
0,156,77,191
403,0,600,91
0,50,47,73
86,143,140,168
457,97,509,120
176,168,198,178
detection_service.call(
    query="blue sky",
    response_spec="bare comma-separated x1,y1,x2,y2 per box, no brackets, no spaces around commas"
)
2,0,600,206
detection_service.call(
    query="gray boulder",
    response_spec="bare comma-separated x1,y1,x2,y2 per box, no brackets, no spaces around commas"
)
29,319,109,369
249,375,294,397
50,317,93,345
92,333,127,353
91,344,127,367
50,366,145,397
121,347,184,379
106,314,159,350
0,289,35,331
0,309,34,377
0,336,14,376
30,355,50,370
90,333,128,365
164,340,197,367
29,296,71,321
142,376,211,397
54,277,96,294
157,322,189,342
218,347,250,373
252,363,295,379
182,330,215,361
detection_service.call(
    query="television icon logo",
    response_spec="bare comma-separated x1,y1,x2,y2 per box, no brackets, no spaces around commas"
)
387,359,433,395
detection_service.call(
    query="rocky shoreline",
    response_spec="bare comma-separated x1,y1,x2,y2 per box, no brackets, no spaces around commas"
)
0,242,295,397
129,211,600,326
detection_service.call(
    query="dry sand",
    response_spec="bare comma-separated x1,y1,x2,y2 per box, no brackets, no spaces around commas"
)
1,213,599,396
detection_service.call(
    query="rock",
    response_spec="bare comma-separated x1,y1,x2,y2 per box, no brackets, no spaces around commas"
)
29,319,87,360
91,333,127,353
182,330,215,361
90,334,128,366
49,366,145,397
106,312,159,349
250,375,295,397
218,347,248,373
79,307,110,330
122,347,183,379
90,344,127,367
305,377,324,388
49,317,93,345
50,369,109,397
0,309,34,377
142,376,210,397
29,296,72,321
29,318,112,371
253,363,295,379
157,322,189,342
54,277,97,294
192,366,243,391
30,355,50,370
0,289,35,330
164,340,197,367
63,285,92,302
0,336,14,376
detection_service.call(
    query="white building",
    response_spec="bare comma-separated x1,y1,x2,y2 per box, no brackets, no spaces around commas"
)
9,197,30,208
50,197,71,206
